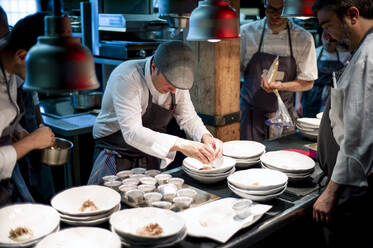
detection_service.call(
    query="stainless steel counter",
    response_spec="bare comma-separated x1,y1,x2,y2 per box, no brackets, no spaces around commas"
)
169,133,322,247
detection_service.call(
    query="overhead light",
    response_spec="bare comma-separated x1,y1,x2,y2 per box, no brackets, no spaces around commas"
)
186,0,239,42
23,0,99,94
281,0,316,18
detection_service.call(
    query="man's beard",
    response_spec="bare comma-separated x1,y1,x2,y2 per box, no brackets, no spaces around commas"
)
337,21,353,51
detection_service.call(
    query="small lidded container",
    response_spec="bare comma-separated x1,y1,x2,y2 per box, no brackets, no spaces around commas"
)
144,192,163,206
131,168,146,175
119,184,137,195
155,173,172,185
122,178,140,186
167,177,184,190
158,183,177,201
173,196,193,209
139,176,157,186
104,180,122,192
102,175,119,183
138,184,156,193
117,170,132,180
125,189,144,205
232,199,253,219
177,188,197,202
145,169,161,177
152,201,172,209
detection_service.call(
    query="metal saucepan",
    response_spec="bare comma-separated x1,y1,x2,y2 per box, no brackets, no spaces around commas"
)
72,91,102,110
40,137,74,166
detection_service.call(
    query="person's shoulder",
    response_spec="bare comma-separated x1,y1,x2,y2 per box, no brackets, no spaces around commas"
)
240,19,264,35
289,20,313,41
111,59,144,82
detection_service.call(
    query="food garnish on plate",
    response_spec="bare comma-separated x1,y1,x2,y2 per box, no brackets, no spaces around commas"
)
79,199,98,212
8,227,33,242
136,223,163,236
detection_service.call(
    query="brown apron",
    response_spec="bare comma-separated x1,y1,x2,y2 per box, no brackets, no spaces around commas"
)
240,20,297,141
94,61,176,171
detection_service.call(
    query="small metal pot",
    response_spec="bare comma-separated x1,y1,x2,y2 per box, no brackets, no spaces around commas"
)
40,137,73,166
72,91,102,110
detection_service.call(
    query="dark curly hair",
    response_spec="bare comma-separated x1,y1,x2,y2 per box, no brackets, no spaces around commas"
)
3,12,46,52
313,0,373,19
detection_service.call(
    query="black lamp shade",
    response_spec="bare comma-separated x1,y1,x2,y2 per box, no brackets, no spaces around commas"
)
23,16,99,93
186,0,239,41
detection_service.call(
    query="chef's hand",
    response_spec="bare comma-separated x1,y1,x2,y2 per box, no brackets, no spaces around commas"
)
27,126,55,149
12,130,29,143
313,181,340,224
171,138,216,164
261,75,283,94
201,134,223,160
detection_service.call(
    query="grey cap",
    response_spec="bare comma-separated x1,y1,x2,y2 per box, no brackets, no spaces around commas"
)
153,41,195,90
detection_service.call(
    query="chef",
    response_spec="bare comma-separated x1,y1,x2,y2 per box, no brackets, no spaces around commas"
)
88,41,223,184
240,0,318,141
0,13,55,206
312,0,373,247
298,30,350,117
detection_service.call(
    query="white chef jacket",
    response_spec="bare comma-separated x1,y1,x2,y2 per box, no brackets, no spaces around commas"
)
316,46,351,64
330,32,373,187
0,70,25,180
93,57,211,166
240,17,318,81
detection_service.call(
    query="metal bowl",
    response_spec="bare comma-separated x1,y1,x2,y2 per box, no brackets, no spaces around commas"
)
72,91,102,110
40,137,73,166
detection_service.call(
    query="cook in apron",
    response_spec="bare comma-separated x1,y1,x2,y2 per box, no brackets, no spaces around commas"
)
302,47,344,117
0,64,34,206
88,62,176,185
18,90,55,203
317,37,373,246
240,20,297,141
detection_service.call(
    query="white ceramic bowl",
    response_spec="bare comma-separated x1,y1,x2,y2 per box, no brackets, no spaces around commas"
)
0,203,60,245
51,185,121,216
35,227,121,248
110,207,185,241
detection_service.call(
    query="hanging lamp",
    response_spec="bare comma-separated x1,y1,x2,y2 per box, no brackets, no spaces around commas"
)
186,0,239,42
23,0,99,93
281,0,316,18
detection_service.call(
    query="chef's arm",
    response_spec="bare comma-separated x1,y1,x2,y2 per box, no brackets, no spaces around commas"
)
295,92,304,116
170,137,216,164
313,180,341,223
262,77,314,93
12,126,54,160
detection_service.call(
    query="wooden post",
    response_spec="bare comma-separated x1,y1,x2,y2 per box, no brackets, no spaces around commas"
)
188,0,241,142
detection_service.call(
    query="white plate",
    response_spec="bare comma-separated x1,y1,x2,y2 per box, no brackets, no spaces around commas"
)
228,184,286,202
227,168,288,190
59,204,121,221
182,156,236,174
223,140,266,159
35,227,121,248
0,225,59,248
114,226,187,247
51,185,121,216
110,207,185,241
0,203,60,246
260,151,316,173
178,198,271,243
316,112,323,119
296,118,320,128
60,204,120,226
296,125,318,132
227,181,286,196
182,165,235,177
260,162,314,176
183,167,235,184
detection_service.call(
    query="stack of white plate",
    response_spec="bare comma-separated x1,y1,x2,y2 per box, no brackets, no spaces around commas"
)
0,203,60,247
223,140,266,168
110,207,187,247
182,156,236,184
51,185,121,226
296,117,321,140
260,151,315,181
227,169,288,201
35,227,121,248
316,112,323,119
